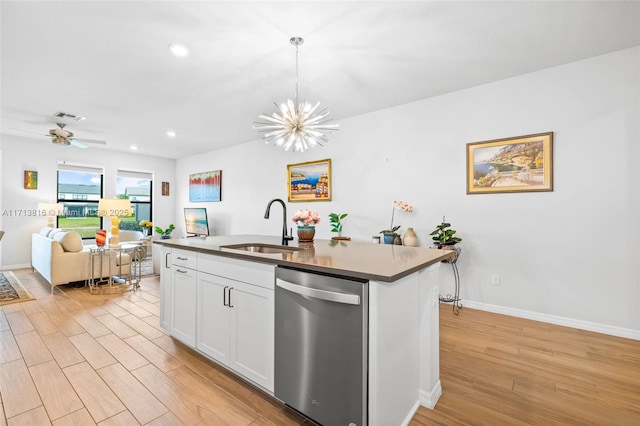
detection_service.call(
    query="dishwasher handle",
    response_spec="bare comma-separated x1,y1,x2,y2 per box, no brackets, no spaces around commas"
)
276,278,360,305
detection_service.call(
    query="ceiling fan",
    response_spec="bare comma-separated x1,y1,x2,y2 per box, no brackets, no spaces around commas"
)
13,122,107,149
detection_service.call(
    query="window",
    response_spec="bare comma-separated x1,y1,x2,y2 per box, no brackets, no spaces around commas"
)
117,170,152,232
57,165,104,238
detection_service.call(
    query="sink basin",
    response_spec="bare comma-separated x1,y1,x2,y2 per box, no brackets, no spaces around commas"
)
220,243,304,254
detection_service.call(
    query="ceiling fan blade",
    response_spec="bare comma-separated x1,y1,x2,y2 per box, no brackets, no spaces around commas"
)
10,128,49,137
68,140,89,149
69,137,107,145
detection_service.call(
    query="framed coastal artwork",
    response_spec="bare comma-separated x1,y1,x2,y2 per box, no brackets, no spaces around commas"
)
287,159,331,202
24,170,38,190
189,170,221,202
466,132,553,194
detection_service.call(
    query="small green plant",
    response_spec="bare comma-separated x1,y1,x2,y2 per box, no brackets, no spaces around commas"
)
430,216,461,247
155,224,175,236
328,213,348,236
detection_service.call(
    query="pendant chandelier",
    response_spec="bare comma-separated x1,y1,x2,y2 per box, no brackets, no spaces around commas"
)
253,36,339,152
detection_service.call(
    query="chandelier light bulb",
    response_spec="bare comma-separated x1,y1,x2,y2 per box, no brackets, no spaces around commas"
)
253,36,339,152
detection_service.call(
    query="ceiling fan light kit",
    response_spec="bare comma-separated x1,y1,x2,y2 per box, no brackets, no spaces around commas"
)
253,36,339,152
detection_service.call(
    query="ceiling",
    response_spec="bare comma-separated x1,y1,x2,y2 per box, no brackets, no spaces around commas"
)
1,1,639,159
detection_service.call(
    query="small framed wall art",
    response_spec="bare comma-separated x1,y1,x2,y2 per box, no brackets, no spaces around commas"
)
161,181,170,196
189,170,221,202
24,170,38,190
466,132,553,194
287,159,331,202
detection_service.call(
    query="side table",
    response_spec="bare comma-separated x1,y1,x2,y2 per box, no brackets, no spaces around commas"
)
432,246,462,315
87,244,145,294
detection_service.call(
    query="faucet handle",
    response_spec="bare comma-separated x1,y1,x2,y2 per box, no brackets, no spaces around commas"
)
285,227,294,240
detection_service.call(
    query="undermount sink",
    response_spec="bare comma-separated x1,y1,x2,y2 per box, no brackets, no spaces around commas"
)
220,243,304,254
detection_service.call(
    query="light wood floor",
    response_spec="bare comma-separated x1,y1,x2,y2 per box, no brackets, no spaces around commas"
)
411,305,640,425
1,269,639,425
0,269,313,426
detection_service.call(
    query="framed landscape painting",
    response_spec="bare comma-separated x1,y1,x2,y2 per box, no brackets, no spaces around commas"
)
466,132,553,194
189,170,221,202
287,159,331,202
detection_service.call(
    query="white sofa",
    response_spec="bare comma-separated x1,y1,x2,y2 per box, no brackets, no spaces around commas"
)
31,227,131,293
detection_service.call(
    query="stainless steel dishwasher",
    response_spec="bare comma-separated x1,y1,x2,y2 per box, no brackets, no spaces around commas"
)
275,266,368,426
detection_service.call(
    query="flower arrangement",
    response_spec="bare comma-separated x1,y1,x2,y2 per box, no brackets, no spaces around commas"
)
380,199,413,234
139,220,153,229
292,209,321,227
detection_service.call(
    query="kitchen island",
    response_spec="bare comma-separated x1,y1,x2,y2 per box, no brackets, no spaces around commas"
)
155,235,453,426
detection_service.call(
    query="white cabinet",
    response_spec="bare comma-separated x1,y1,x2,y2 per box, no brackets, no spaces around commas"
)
169,249,197,347
196,272,230,364
228,279,273,390
196,255,275,391
159,246,172,331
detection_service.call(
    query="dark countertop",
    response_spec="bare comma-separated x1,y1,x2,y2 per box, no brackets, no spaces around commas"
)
154,234,454,282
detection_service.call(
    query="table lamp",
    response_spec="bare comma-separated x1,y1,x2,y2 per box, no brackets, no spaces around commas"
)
38,203,64,227
98,198,132,246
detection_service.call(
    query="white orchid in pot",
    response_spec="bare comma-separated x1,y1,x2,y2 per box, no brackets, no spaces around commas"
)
380,199,413,244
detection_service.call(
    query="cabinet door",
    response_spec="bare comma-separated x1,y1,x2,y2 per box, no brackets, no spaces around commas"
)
229,281,274,391
196,272,231,365
159,247,172,331
170,266,197,347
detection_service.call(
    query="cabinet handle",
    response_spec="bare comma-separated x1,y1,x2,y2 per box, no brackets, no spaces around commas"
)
176,256,188,261
223,286,229,306
165,252,170,268
228,287,234,308
176,269,188,274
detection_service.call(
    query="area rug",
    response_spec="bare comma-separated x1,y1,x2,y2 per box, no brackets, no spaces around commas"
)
0,271,35,306
139,257,156,277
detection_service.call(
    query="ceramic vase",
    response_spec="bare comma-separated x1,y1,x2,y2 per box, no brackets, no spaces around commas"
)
403,227,418,247
297,226,316,242
95,229,107,247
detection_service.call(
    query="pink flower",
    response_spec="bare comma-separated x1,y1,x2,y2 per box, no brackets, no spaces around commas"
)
381,199,413,234
292,209,321,226
393,199,413,213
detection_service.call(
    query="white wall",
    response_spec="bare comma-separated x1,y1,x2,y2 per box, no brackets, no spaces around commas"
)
175,47,639,336
0,138,176,268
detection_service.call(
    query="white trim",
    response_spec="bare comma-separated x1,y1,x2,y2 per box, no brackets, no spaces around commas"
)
401,400,421,426
461,300,640,341
2,263,32,271
419,379,442,409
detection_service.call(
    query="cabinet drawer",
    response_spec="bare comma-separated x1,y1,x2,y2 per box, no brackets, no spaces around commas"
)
172,248,197,269
198,254,275,289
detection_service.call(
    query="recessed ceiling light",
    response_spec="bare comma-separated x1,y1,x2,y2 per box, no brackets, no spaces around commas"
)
166,131,176,138
168,43,189,57
130,145,138,150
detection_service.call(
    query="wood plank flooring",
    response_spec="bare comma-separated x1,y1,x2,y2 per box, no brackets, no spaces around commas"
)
410,305,640,425
0,269,310,426
1,268,638,425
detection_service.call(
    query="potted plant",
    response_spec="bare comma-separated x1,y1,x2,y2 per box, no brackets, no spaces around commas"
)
430,216,461,248
292,209,320,242
155,224,175,239
329,213,350,240
380,199,413,244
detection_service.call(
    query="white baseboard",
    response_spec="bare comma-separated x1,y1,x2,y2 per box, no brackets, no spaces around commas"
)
401,400,421,426
419,379,442,409
1,263,31,271
461,300,640,341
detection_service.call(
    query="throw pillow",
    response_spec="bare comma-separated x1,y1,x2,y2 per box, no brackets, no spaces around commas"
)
53,231,83,253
